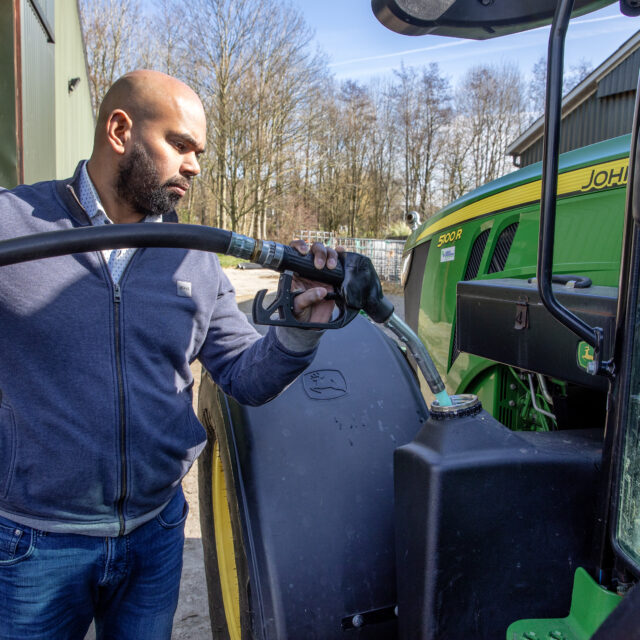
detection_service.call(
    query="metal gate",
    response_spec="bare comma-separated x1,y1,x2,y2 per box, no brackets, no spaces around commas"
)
297,231,404,282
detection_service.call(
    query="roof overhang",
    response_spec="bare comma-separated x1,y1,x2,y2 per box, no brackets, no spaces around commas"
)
506,28,640,158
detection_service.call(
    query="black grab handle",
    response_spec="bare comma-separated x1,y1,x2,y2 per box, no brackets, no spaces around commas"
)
528,274,592,289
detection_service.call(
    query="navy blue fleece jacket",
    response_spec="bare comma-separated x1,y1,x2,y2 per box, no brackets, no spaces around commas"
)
0,164,318,535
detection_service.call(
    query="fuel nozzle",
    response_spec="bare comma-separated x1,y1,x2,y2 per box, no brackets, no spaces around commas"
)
338,251,394,323
383,314,453,408
236,233,452,407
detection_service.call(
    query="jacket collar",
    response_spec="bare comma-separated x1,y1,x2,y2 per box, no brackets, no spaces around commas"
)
55,161,179,225
56,161,90,226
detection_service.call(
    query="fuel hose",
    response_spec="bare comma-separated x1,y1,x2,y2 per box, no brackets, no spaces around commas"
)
0,224,451,405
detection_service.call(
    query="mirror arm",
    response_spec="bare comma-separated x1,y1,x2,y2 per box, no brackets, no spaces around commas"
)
536,0,610,377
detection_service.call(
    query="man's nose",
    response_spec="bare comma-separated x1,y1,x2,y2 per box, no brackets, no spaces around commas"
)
182,152,200,177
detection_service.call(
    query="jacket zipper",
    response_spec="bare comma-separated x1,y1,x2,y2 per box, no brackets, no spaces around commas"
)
108,250,141,536
112,281,127,536
66,178,136,534
65,184,93,225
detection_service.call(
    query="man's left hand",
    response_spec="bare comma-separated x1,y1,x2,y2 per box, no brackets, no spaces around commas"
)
288,239,340,325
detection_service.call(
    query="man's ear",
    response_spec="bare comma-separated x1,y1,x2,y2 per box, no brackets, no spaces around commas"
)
106,109,133,155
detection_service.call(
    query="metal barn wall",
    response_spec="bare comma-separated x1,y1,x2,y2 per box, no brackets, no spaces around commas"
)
519,48,640,167
21,0,56,183
598,48,640,97
55,0,94,178
0,1,93,188
0,4,18,188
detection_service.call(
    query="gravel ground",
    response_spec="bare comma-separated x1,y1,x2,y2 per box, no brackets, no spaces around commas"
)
87,266,404,640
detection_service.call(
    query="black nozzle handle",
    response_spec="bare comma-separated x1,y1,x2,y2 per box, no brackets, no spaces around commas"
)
278,244,345,287
252,243,394,325
279,246,394,323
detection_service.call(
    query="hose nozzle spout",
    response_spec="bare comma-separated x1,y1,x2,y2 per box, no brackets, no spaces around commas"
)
384,313,452,407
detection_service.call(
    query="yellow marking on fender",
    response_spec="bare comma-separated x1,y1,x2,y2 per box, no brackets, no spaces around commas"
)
212,440,241,640
417,157,628,243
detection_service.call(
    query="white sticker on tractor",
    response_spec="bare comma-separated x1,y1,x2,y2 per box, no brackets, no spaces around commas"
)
440,246,455,262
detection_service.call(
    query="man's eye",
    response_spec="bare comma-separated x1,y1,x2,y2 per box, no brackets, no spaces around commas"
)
174,141,186,151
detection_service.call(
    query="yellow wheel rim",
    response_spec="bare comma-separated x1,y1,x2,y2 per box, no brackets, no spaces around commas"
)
212,440,242,640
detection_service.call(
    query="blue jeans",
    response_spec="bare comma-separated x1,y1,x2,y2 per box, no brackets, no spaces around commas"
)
0,488,188,640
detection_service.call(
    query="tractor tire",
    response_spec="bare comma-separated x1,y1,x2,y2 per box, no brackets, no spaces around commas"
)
197,315,428,640
198,383,251,640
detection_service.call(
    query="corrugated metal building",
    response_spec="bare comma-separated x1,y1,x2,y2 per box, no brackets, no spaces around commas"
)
507,30,640,167
1,0,94,189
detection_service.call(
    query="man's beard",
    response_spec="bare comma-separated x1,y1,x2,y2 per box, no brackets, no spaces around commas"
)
116,143,189,216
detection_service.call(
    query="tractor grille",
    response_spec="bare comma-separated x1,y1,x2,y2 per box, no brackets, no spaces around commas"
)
451,321,460,367
404,241,430,333
488,222,519,274
451,230,490,366
464,229,490,280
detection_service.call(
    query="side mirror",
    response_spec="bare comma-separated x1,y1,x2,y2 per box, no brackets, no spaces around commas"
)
372,0,616,39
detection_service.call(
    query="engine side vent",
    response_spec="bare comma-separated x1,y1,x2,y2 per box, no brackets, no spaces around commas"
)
488,222,519,274
464,229,490,280
451,230,490,367
404,241,431,333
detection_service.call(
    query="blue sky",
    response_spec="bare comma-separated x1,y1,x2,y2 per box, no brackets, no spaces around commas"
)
289,2,640,86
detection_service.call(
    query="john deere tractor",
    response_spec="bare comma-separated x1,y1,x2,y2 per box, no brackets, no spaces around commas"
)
3,1,640,638
193,1,640,639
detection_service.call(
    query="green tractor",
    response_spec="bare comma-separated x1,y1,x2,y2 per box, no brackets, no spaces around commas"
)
193,1,640,639
402,133,627,430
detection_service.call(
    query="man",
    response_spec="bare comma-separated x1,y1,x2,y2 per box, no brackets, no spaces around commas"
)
0,70,337,639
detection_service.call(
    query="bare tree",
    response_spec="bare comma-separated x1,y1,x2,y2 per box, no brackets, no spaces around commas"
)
79,0,142,116
564,57,593,93
182,0,327,235
441,115,473,203
457,63,526,189
366,78,400,234
242,6,326,237
393,63,451,217
529,55,593,122
529,56,548,122
304,80,349,234
338,81,375,236
137,0,189,77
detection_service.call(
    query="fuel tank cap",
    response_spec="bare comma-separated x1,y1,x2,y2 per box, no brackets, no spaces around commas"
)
430,394,482,419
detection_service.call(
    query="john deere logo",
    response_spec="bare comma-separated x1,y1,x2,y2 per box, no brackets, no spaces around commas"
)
303,370,347,399
577,341,595,370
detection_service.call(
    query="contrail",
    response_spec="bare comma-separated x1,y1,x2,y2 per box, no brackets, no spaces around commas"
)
329,10,629,75
329,40,467,68
572,14,627,25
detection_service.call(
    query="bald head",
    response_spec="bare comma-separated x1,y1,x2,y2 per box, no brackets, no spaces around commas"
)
94,70,204,147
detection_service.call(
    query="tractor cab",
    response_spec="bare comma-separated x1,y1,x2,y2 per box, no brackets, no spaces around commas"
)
375,0,640,637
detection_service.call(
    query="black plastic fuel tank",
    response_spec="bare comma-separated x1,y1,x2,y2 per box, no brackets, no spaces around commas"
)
394,403,602,639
